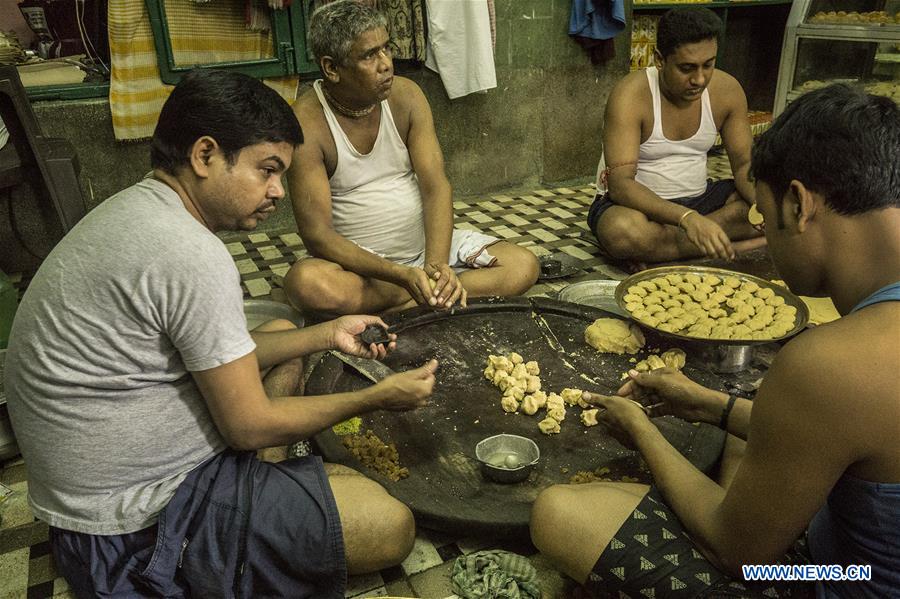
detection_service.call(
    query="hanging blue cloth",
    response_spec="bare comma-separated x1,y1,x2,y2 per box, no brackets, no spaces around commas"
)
568,0,626,41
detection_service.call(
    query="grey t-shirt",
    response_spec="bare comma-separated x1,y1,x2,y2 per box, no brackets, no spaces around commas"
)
4,178,256,534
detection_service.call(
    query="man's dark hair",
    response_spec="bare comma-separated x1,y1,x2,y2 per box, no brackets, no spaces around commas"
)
151,69,303,175
656,7,723,58
752,84,900,217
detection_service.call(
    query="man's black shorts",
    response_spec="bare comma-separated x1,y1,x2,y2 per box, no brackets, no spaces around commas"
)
50,451,346,598
585,486,813,598
587,179,738,234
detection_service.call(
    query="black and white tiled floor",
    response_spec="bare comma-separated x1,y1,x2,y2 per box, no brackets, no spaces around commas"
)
0,155,736,598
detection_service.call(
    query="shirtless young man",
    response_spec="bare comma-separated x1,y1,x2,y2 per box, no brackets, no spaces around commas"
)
532,84,900,597
283,0,538,315
589,7,763,263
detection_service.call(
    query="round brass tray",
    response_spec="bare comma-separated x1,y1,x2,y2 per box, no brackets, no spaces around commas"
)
614,266,809,346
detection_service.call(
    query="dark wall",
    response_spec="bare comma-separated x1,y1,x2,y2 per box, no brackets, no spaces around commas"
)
30,0,629,232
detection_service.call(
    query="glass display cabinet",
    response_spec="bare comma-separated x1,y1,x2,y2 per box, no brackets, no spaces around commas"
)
774,0,900,115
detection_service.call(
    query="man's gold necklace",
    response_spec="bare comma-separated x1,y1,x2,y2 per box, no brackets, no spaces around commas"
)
321,84,376,118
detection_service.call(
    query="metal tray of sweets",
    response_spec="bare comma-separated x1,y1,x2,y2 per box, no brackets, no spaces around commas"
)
615,265,809,346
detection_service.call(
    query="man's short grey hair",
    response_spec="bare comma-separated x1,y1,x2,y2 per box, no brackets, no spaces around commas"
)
309,0,389,65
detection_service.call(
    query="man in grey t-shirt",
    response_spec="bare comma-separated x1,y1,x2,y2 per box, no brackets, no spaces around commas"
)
4,69,436,598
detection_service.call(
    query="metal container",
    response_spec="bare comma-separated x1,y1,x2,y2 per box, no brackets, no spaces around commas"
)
557,279,628,317
475,434,540,484
614,265,810,345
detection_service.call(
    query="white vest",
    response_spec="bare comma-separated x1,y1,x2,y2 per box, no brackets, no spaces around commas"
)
314,80,425,263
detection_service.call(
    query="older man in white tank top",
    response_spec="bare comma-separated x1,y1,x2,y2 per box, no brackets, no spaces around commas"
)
284,1,538,315
589,7,764,265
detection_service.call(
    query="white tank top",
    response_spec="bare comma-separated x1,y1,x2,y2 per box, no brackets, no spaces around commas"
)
313,80,425,263
634,66,717,199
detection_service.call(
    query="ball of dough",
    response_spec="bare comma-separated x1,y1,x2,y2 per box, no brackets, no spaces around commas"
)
546,392,564,408
740,281,760,294
504,386,525,401
640,316,661,327
525,361,540,376
547,405,566,422
703,275,721,287
501,395,519,413
661,348,687,369
508,352,524,365
521,393,543,415
645,303,664,315
580,409,599,427
667,317,687,331
538,417,561,435
767,295,786,307
525,375,541,393
665,274,683,285
637,281,658,292
492,356,513,373
710,326,732,340
684,273,702,286
584,318,645,354
691,291,709,303
624,293,644,304
511,363,527,379
731,324,752,339
688,324,712,338
626,301,643,313
628,285,647,297
560,388,583,406
662,298,681,309
484,365,495,380
724,276,741,288
755,287,775,300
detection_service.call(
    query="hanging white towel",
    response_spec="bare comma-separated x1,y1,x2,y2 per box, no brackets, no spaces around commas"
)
425,0,497,100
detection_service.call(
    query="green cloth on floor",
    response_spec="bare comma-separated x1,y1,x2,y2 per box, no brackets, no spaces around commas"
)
450,550,541,599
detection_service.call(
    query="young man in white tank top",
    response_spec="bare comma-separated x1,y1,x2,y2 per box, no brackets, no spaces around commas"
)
283,1,538,315
589,7,764,265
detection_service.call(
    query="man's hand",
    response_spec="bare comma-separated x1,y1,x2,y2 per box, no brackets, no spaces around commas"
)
372,359,438,411
583,392,653,449
616,368,726,424
681,212,735,260
328,315,396,359
424,262,467,309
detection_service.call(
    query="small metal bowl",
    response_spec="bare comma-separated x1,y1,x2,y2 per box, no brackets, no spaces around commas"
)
475,434,540,484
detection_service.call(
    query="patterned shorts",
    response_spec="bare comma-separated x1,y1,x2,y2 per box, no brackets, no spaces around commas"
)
585,487,814,598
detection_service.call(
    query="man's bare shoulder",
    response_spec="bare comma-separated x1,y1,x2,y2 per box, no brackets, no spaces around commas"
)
611,70,650,102
292,86,330,145
769,307,899,410
708,69,747,107
293,86,324,120
388,76,428,109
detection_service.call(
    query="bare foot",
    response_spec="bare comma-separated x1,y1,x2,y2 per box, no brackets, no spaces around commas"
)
733,236,768,254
